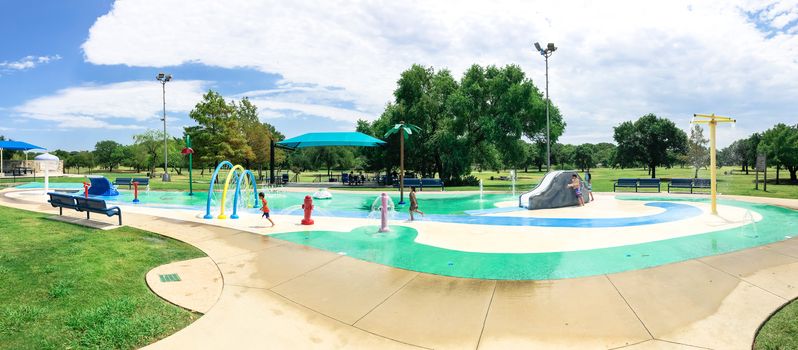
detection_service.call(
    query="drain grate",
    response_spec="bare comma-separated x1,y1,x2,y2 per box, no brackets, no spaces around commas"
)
159,273,181,282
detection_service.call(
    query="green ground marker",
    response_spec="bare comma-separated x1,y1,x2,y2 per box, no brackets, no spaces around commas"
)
159,273,181,282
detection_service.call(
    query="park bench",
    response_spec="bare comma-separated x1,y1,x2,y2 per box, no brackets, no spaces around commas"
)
394,178,422,189
613,178,638,192
637,178,661,192
668,178,693,193
113,178,132,188
132,178,150,187
668,178,710,193
75,197,122,225
420,178,445,191
693,178,711,191
47,192,80,215
47,193,122,225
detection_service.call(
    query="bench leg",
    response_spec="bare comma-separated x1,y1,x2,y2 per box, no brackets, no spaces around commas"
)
118,214,122,226
59,207,62,216
86,211,90,220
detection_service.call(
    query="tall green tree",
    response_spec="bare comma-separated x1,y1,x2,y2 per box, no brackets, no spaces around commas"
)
613,114,688,178
93,140,125,172
573,143,596,172
185,90,253,169
687,125,709,178
759,123,798,183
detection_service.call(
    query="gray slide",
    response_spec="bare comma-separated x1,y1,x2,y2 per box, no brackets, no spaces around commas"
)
518,170,591,209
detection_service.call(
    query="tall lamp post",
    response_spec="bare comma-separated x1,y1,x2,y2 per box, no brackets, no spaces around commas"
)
691,113,735,215
156,72,172,182
534,42,557,172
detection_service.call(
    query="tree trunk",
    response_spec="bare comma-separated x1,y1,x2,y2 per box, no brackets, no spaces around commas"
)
651,165,656,179
789,166,797,183
776,165,780,184
694,167,699,179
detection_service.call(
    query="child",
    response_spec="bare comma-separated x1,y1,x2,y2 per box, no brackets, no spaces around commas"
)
258,192,275,227
585,170,594,201
409,186,425,221
566,174,585,207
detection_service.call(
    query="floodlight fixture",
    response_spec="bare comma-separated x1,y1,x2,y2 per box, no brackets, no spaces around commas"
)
533,41,557,171
534,42,542,52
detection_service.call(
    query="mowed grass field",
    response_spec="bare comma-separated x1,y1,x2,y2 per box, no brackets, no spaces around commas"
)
2,166,797,199
0,205,205,349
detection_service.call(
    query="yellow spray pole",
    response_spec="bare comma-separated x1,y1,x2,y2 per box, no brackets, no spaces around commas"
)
691,114,736,215
218,165,244,219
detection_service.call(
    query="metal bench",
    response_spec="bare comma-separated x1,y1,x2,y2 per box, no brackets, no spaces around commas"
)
613,178,638,192
693,178,711,191
113,178,133,189
47,192,80,215
75,197,122,225
668,178,694,193
637,178,661,192
47,193,122,225
394,178,422,188
420,178,445,191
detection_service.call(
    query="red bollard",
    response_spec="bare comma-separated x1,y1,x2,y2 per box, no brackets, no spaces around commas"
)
301,195,314,225
132,181,140,203
83,182,90,198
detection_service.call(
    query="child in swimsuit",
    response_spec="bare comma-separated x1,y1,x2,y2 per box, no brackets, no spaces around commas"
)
567,174,585,207
258,192,275,227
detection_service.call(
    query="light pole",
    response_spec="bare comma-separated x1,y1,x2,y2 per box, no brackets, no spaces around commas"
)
156,73,172,182
534,42,557,172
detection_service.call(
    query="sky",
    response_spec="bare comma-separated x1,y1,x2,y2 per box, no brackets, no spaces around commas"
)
0,0,796,151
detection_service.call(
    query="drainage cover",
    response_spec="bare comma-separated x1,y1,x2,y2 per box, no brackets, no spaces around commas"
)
159,273,181,282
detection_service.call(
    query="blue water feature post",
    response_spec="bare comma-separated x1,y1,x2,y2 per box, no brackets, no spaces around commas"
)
204,161,234,219
231,170,259,219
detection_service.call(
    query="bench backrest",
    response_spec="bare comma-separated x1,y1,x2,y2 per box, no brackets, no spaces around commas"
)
132,178,149,185
48,193,77,207
403,178,421,186
638,178,661,185
671,178,692,185
694,178,711,187
421,178,443,186
617,178,637,186
341,173,350,181
75,197,108,211
114,178,132,185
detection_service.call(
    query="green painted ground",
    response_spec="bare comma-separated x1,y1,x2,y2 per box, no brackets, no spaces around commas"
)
273,197,798,280
0,205,205,350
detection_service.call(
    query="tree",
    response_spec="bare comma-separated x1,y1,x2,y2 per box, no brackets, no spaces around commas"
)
185,90,254,169
52,150,72,173
133,130,165,177
613,114,688,178
687,125,709,178
573,143,596,172
93,140,125,172
759,124,798,183
385,121,422,204
593,142,617,168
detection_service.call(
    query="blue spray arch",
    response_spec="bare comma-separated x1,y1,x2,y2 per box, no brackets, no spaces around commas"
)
231,170,260,219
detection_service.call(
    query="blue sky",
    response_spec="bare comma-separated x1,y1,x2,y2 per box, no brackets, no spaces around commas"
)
1,0,796,151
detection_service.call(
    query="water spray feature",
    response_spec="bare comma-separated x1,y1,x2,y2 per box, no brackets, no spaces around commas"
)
313,188,333,200
373,193,394,232
479,179,484,200
204,161,260,219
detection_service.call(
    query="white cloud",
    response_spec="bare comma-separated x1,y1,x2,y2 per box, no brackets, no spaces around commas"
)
0,55,61,72
13,80,208,129
82,0,798,147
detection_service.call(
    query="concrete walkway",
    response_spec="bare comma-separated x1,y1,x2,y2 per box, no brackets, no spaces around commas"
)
3,189,798,349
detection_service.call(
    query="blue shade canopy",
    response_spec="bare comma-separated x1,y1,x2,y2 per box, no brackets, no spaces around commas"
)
0,140,45,150
276,132,386,150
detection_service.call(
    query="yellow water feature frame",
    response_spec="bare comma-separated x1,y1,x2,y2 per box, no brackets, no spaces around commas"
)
691,113,736,215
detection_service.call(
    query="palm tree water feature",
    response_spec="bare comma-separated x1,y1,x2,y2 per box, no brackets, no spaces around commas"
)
203,160,260,219
384,121,421,205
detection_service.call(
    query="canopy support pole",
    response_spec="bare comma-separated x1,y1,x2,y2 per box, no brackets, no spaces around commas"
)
1,148,3,175
270,139,275,185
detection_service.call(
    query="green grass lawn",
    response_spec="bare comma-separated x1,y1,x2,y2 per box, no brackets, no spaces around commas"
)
755,300,798,349
2,166,796,199
0,205,205,349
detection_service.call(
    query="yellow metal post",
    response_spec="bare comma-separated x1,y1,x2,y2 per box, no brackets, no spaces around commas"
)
709,119,717,214
691,114,735,216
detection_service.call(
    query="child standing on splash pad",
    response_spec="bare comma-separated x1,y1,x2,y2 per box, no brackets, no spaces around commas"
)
258,192,275,227
567,174,585,207
409,186,425,221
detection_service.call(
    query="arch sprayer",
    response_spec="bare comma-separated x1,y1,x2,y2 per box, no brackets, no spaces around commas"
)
204,161,260,219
